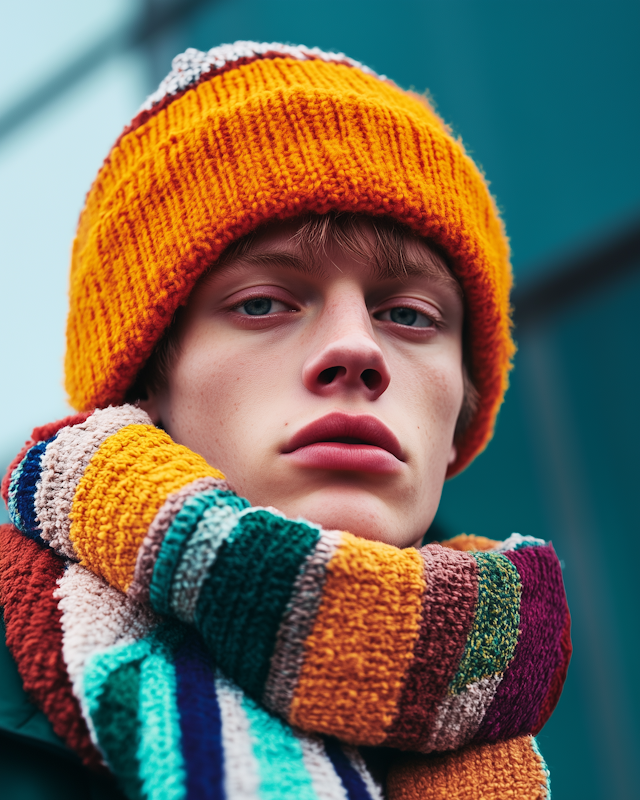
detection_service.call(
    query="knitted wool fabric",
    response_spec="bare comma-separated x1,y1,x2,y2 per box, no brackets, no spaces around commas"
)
66,41,514,477
0,409,570,800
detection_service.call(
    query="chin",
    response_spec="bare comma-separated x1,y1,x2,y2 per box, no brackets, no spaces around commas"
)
275,486,426,549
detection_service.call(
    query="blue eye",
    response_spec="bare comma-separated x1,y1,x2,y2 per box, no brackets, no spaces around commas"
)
380,307,434,328
235,297,291,316
242,298,273,315
391,307,417,325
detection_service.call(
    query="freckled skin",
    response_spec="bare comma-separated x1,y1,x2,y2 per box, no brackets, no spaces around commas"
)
143,222,464,549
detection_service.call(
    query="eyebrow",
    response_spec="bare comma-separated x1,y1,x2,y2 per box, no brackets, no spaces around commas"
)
210,248,458,288
224,250,331,279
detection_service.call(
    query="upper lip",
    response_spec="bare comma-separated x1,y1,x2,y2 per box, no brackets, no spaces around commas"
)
282,412,405,461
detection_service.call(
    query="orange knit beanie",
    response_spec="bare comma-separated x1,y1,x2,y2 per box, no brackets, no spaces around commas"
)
66,41,515,476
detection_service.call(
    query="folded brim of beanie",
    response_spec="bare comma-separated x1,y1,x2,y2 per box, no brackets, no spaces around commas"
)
66,42,514,476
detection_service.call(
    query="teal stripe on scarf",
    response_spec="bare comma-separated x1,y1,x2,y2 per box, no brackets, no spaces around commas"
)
531,737,552,798
242,693,318,800
151,490,248,614
138,646,187,800
7,453,28,530
195,509,321,700
84,626,187,800
169,491,251,623
85,640,151,800
92,661,144,800
84,636,153,718
449,552,521,694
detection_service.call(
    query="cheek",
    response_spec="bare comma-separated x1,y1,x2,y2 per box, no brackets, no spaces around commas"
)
162,329,300,470
394,353,464,437
168,341,259,439
426,362,465,429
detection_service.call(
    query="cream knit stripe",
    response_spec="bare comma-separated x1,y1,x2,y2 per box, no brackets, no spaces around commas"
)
54,564,158,742
342,745,385,800
216,677,262,800
140,41,383,113
298,736,349,800
425,675,503,752
128,476,229,603
35,406,151,559
169,493,246,623
262,528,343,717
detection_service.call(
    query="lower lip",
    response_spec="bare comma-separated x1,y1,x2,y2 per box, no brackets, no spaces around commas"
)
283,443,403,474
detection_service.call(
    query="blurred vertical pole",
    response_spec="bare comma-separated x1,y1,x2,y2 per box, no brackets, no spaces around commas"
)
142,0,197,92
521,329,637,800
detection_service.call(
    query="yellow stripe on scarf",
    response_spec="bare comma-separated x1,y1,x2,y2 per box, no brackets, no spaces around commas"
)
70,424,223,591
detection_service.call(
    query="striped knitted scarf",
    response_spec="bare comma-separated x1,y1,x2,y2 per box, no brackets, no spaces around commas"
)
0,406,571,800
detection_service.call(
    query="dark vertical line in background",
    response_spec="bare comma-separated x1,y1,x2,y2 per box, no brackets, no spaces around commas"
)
513,220,640,330
142,0,192,92
521,331,637,800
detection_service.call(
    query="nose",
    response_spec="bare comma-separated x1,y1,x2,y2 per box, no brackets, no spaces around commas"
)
302,306,391,401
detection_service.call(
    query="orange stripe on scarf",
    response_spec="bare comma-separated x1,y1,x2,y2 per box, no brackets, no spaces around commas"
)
387,735,549,799
290,531,425,743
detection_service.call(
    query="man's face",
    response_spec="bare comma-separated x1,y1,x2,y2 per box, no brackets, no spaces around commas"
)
144,220,465,548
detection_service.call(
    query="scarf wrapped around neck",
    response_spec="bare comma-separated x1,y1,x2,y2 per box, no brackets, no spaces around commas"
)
0,406,571,800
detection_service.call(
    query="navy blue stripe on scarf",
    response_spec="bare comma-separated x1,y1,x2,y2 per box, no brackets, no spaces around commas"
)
175,633,225,799
14,436,56,544
324,738,373,800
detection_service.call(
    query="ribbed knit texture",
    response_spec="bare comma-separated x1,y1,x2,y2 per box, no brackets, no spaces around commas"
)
387,737,551,799
0,408,570,799
66,41,514,476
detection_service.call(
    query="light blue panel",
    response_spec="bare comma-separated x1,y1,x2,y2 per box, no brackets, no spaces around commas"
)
0,2,145,525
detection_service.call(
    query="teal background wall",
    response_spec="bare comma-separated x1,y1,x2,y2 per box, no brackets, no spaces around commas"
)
1,2,639,798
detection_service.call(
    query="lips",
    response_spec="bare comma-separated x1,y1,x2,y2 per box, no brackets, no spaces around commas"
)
282,412,405,474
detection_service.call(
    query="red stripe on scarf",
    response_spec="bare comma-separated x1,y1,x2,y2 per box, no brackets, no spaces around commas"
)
0,523,103,769
532,601,572,734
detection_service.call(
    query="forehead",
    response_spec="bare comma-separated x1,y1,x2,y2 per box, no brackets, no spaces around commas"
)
211,215,462,293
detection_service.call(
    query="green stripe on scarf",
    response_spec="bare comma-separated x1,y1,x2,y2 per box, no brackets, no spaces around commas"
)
195,510,321,699
242,694,318,800
449,552,521,694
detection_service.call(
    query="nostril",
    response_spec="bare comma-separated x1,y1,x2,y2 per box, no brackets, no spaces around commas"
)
318,366,346,385
361,369,382,391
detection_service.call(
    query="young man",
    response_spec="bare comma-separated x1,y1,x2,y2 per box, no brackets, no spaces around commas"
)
0,42,570,800
135,214,469,549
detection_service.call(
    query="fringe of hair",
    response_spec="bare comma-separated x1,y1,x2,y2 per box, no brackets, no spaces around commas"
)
128,213,478,440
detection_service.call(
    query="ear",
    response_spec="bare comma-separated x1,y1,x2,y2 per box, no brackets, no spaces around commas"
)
138,394,163,426
448,443,457,466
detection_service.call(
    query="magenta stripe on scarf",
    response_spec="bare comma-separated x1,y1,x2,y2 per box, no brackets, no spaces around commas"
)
474,544,567,740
